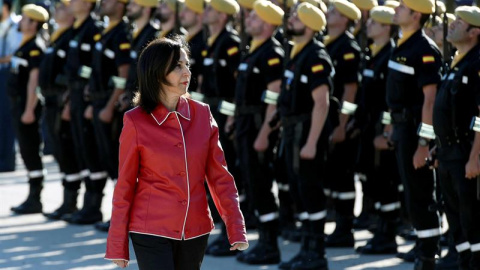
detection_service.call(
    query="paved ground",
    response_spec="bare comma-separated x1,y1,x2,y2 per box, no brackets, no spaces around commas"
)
0,155,444,270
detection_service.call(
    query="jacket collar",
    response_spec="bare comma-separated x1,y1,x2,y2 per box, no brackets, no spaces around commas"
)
150,96,191,126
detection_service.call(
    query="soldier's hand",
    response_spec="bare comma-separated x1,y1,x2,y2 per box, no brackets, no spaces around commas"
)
254,133,269,152
112,260,128,268
300,144,316,160
84,105,93,120
413,145,429,169
373,135,389,150
21,110,35,124
465,156,480,179
61,102,71,121
225,116,235,135
99,107,114,123
330,126,346,144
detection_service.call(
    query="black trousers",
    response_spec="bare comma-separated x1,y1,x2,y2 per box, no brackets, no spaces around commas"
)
393,123,439,258
130,233,209,270
438,156,480,269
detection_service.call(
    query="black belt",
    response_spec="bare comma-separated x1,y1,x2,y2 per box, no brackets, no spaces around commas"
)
281,113,311,127
40,86,67,96
435,132,471,148
69,80,88,91
89,91,111,101
390,109,413,124
236,105,264,116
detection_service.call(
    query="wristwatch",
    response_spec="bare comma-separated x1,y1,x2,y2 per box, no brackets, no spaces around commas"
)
418,137,429,147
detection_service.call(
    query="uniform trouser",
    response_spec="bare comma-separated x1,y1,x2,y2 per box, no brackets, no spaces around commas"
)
0,67,15,172
91,97,121,182
69,85,107,191
235,114,278,223
325,135,359,217
130,233,209,270
9,95,44,180
393,124,440,258
281,121,327,235
438,157,480,269
44,95,81,185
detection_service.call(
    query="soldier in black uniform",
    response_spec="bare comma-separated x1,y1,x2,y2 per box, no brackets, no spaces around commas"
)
8,4,48,215
277,3,333,270
323,0,362,248
354,6,401,255
232,1,284,265
433,6,480,270
155,0,187,38
387,0,443,268
64,0,108,224
201,0,242,257
84,0,131,225
39,0,83,220
180,0,206,93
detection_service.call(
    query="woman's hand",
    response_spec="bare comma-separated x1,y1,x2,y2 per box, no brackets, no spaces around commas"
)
112,260,128,268
230,242,249,251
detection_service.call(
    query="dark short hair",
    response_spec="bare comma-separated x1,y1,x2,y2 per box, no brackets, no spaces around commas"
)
133,36,190,113
4,0,13,11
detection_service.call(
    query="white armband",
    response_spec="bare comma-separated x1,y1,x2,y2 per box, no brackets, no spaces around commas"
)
340,101,358,115
261,90,279,105
218,100,236,116
418,123,436,140
381,111,391,125
471,116,480,132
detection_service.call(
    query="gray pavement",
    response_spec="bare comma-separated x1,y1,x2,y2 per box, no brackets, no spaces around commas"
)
0,155,441,270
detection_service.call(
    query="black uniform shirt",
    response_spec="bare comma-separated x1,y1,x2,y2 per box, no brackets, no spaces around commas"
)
386,30,442,114
325,32,361,100
126,23,158,95
39,27,74,94
7,37,45,98
279,39,333,117
89,20,131,94
187,29,205,92
433,44,480,158
65,16,101,82
201,28,241,100
234,38,284,106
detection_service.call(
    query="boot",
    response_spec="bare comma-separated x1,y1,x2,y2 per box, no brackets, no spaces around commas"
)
397,244,418,262
205,226,238,257
11,180,43,214
241,221,280,265
44,188,78,220
415,256,436,270
357,219,397,254
435,244,459,270
95,220,110,232
325,215,354,247
279,231,310,270
291,234,329,270
64,191,103,224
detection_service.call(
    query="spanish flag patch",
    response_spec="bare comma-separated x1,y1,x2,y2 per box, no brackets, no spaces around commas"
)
311,64,324,73
422,55,435,63
29,50,40,57
343,53,355,60
119,43,131,50
227,46,239,56
94,34,101,42
268,58,280,66
202,50,207,57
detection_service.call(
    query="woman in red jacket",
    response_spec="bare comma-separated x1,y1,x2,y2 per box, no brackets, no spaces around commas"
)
105,37,248,269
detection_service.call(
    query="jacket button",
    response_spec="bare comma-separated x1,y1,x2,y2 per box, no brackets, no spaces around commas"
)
179,172,186,176
176,143,182,148
182,200,187,205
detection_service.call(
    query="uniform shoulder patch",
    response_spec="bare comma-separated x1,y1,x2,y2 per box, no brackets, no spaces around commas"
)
311,64,324,73
227,46,239,56
29,50,40,57
268,58,280,66
119,43,131,50
422,55,435,63
343,52,355,61
94,34,101,42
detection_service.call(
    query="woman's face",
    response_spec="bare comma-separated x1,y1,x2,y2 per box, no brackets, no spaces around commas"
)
164,48,191,97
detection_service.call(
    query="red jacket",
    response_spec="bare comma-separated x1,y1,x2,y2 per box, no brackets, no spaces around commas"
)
105,97,247,260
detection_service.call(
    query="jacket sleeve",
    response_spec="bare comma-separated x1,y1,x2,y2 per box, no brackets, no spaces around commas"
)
204,106,247,245
105,113,139,261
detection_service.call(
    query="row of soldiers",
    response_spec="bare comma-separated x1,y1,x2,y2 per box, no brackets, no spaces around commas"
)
4,0,480,269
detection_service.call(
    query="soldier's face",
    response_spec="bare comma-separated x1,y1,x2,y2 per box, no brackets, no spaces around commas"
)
393,2,414,26
54,2,73,23
164,49,191,97
366,18,388,39
100,0,121,16
447,18,470,44
127,1,143,21
71,0,91,15
202,5,220,25
327,7,346,28
179,7,198,29
156,2,173,23
18,16,36,33
245,10,263,36
286,9,306,36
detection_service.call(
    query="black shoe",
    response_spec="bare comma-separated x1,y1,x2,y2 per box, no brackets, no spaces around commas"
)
435,249,459,270
241,241,280,265
353,212,377,230
291,235,328,270
279,253,303,270
205,234,238,257
65,192,103,225
44,188,78,220
415,257,436,270
326,216,354,247
11,183,43,214
95,220,110,232
357,219,398,254
397,245,417,263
